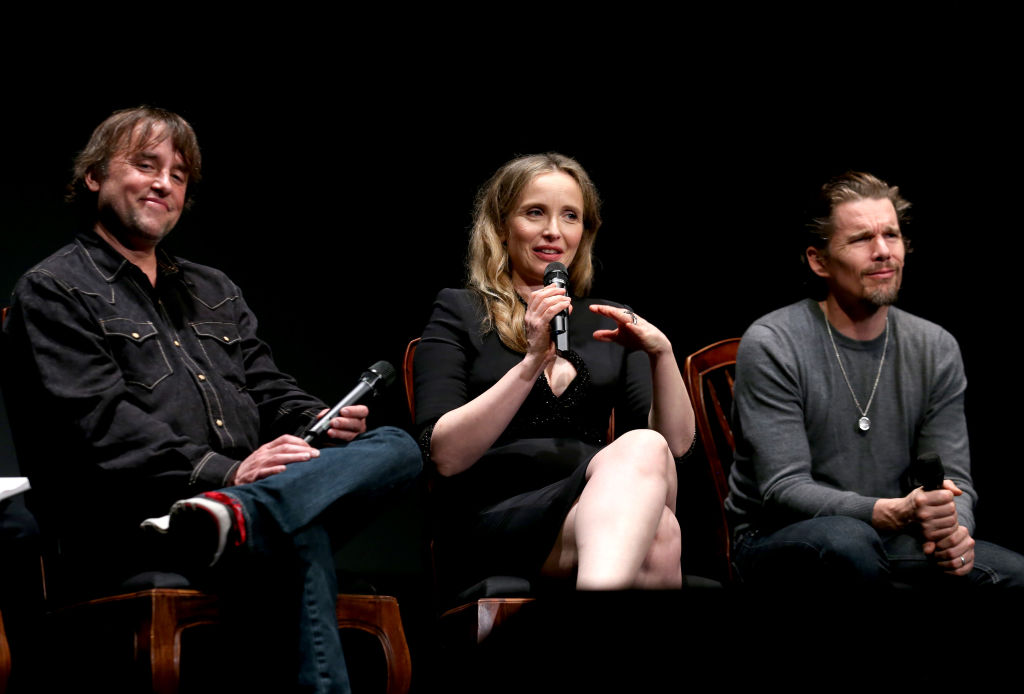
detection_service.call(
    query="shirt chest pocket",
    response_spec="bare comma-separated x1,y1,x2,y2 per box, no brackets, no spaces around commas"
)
190,321,245,387
100,318,172,390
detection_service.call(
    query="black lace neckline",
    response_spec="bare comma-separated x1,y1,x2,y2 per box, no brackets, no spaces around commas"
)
540,348,586,401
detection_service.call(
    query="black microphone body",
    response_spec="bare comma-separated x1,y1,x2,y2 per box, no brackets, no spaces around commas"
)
907,452,945,491
543,261,570,353
905,453,947,560
303,360,396,443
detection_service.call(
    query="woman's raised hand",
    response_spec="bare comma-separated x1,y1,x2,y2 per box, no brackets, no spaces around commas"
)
589,304,671,356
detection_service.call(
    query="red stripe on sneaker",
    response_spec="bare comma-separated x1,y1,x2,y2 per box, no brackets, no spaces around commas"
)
201,491,247,546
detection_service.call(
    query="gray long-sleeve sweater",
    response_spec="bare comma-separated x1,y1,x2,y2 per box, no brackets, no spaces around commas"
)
725,299,975,537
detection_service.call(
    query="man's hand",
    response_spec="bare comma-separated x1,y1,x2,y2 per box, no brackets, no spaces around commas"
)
931,524,976,576
912,479,962,550
317,404,368,443
232,435,320,485
872,480,961,539
231,406,369,486
874,480,974,576
913,480,975,574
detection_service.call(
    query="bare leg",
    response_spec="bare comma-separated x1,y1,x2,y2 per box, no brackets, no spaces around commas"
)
542,430,681,590
633,507,683,589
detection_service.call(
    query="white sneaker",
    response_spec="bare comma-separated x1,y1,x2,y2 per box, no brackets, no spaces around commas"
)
141,495,237,568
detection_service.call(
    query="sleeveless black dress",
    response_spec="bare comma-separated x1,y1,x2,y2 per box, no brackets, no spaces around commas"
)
414,288,653,595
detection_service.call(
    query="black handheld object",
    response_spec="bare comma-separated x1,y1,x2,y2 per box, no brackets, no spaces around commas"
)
303,360,396,443
907,452,945,491
544,261,570,353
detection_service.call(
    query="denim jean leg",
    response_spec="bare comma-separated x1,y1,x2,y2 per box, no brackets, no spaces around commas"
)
212,426,420,689
293,523,351,694
971,540,1024,588
225,426,422,546
733,516,889,586
880,531,938,586
883,533,1024,588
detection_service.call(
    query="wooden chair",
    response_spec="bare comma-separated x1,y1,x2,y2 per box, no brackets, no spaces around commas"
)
683,338,741,584
1,306,412,693
40,582,411,694
0,609,10,694
403,338,536,646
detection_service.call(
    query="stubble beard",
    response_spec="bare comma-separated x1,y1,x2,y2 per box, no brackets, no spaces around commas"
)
98,203,178,251
865,275,901,307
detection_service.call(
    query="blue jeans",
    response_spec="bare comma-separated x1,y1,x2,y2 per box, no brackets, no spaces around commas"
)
217,426,422,694
732,516,1024,589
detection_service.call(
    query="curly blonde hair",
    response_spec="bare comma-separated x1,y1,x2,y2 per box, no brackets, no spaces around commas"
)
467,153,602,352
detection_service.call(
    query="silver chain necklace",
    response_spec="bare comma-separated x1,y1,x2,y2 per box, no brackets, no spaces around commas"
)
823,310,889,432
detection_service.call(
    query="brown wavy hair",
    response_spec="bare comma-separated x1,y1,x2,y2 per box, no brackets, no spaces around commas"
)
67,106,202,210
806,171,911,250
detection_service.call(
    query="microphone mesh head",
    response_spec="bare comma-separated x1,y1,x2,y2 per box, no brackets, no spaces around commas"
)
368,360,397,387
912,452,944,490
544,261,569,283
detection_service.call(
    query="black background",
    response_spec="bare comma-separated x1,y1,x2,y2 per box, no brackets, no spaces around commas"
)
1,35,1021,682
4,57,1019,535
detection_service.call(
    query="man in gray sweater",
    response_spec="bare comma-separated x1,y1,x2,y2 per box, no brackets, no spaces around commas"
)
725,171,1023,588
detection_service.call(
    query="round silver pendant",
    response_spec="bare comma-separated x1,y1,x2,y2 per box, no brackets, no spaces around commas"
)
858,416,871,431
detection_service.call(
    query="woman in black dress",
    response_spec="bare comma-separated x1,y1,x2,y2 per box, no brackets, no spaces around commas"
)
414,153,694,593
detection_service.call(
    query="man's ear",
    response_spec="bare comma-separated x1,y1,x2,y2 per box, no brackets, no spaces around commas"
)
84,166,103,192
806,246,830,279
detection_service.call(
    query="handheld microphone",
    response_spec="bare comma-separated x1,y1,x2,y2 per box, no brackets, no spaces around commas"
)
303,360,396,443
544,261,570,353
906,452,945,491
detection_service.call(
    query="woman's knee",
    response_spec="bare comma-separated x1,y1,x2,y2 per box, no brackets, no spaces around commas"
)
592,429,674,484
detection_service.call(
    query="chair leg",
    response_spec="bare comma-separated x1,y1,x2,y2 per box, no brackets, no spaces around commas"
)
140,591,222,694
47,589,221,694
47,590,407,693
1,609,11,694
441,597,534,645
335,594,412,694
475,598,532,644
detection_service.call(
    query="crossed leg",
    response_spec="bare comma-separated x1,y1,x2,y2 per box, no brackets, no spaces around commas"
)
541,429,682,590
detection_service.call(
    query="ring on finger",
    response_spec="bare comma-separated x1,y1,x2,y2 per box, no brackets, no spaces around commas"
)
624,309,638,325
960,555,967,566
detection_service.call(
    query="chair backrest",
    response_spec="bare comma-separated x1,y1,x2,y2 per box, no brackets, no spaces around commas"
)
0,609,10,693
683,338,740,583
402,338,419,423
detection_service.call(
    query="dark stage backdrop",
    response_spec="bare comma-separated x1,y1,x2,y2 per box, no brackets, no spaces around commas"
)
1,79,1019,556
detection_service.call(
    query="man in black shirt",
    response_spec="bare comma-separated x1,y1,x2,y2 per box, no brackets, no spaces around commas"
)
2,106,421,693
